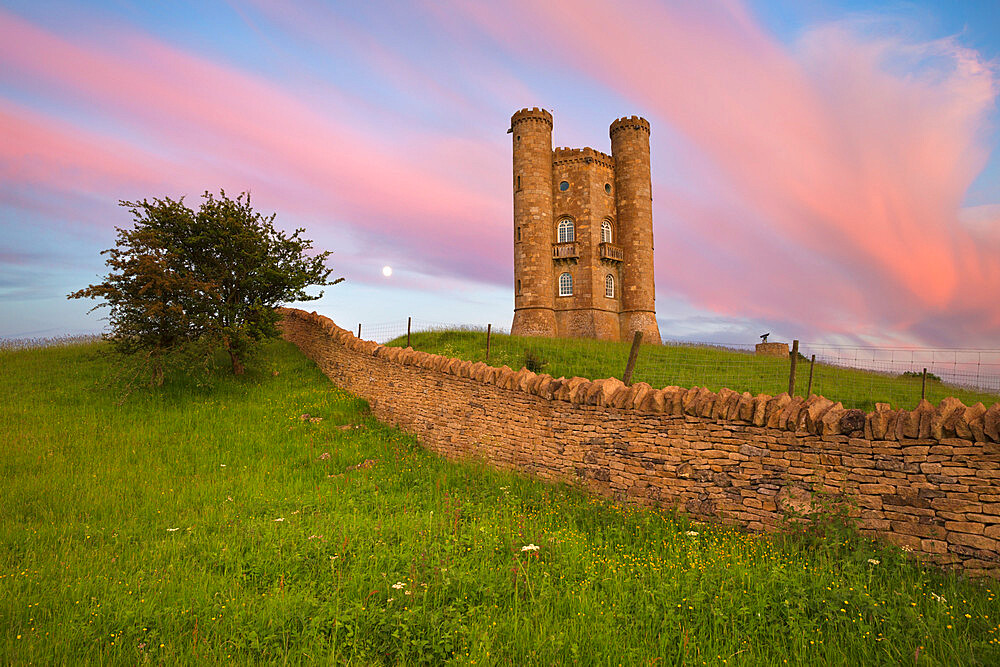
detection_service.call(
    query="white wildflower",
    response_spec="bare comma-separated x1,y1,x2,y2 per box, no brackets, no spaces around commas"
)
392,582,406,590
930,593,947,604
685,531,699,537
273,517,285,522
902,545,914,553
405,590,412,596
166,528,179,532
868,559,880,566
521,544,540,552
387,597,394,603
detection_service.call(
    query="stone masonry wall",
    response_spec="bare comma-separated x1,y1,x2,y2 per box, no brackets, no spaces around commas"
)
280,308,1000,578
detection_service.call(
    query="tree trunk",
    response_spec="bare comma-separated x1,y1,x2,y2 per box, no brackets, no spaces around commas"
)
229,348,245,375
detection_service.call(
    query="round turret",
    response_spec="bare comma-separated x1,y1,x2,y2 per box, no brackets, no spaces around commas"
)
610,115,661,344
510,108,557,337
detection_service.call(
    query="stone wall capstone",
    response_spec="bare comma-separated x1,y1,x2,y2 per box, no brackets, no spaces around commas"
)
279,308,1000,578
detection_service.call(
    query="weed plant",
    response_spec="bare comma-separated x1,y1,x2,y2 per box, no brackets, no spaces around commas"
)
1,341,998,664
386,330,1000,411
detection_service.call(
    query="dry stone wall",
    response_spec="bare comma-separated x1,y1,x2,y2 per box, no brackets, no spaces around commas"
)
279,308,1000,578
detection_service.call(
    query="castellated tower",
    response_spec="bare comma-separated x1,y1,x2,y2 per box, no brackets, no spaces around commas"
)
510,108,661,343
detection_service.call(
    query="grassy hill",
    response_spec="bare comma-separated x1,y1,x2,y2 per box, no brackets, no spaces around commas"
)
385,330,1000,412
2,341,998,664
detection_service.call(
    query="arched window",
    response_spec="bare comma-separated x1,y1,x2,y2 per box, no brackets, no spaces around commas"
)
559,272,573,296
516,279,522,295
601,220,613,244
557,218,575,243
605,274,615,298
516,226,521,242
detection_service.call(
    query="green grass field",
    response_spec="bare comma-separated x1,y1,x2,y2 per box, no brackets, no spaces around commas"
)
2,340,999,664
384,330,1000,412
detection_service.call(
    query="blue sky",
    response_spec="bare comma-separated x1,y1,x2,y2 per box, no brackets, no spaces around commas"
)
1,0,998,346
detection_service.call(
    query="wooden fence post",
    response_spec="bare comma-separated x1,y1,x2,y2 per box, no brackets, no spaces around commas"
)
806,354,815,397
357,323,361,339
406,317,411,348
622,331,643,386
486,323,492,361
787,339,799,396
921,368,927,401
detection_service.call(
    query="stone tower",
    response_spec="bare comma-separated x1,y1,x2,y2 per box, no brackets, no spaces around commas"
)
510,108,661,343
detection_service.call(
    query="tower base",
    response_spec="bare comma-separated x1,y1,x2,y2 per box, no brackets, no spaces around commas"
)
511,308,557,338
555,309,621,341
620,311,661,345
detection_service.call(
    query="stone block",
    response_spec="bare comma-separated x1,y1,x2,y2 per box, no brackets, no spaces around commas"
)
696,390,719,418
714,387,738,420
752,394,772,427
944,521,984,535
804,396,835,434
984,404,1000,442
628,382,653,410
839,409,866,434
947,532,998,552
736,392,755,422
819,404,846,436
765,393,791,429
640,388,668,413
739,444,769,458
588,377,625,406
931,397,966,440
778,396,806,432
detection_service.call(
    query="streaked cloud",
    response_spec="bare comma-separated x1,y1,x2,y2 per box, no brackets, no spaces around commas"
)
1,1,998,345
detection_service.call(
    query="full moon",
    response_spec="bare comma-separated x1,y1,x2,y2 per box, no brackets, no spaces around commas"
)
382,266,393,277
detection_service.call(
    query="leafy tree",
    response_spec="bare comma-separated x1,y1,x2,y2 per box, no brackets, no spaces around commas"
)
70,190,341,380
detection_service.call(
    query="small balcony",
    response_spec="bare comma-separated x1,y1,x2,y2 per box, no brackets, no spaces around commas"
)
552,242,578,260
599,242,623,262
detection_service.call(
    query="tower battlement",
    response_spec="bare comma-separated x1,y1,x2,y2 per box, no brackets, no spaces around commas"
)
552,146,614,170
511,107,553,128
610,115,651,136
511,110,661,344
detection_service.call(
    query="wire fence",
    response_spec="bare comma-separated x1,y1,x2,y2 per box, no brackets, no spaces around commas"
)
0,334,103,352
353,317,1000,412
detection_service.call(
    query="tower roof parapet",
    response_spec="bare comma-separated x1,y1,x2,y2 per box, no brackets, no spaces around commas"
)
552,146,614,170
609,115,650,137
511,107,553,129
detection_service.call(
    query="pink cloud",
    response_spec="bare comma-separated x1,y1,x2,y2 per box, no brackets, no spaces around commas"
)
0,8,511,284
442,0,1000,346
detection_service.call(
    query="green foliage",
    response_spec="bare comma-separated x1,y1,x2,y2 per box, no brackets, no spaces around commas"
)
69,191,341,380
902,370,943,383
2,340,998,664
522,348,548,374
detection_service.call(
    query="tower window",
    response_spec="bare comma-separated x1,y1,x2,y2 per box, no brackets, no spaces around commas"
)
601,220,613,244
559,272,573,296
517,175,521,190
605,274,615,298
516,279,522,295
559,180,569,191
557,218,575,243
516,226,521,242
605,183,612,194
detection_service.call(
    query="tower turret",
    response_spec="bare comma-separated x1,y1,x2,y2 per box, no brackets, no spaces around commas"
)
610,116,661,344
510,108,557,337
